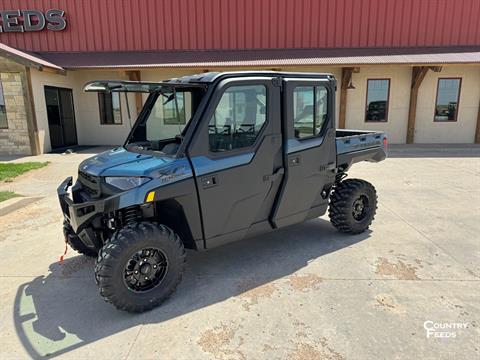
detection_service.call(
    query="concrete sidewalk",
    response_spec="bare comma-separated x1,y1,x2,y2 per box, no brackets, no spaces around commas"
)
0,146,479,359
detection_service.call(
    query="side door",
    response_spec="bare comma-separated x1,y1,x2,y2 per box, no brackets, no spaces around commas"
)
271,78,336,228
188,77,283,247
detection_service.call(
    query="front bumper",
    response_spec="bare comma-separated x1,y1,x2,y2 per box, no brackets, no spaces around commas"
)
57,176,107,232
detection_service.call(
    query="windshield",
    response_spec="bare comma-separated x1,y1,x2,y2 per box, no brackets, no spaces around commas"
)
126,87,204,154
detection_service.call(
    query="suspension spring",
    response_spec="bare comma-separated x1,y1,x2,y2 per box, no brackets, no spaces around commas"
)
124,207,138,225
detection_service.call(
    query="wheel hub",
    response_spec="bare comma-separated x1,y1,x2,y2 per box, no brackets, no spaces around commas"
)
352,195,370,221
124,247,168,292
139,263,152,275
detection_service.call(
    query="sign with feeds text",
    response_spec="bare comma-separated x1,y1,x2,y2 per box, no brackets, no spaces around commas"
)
0,9,66,32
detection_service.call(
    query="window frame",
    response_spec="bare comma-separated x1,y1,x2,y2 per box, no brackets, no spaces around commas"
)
292,84,330,141
433,77,462,123
98,91,123,125
0,80,8,129
207,82,269,155
364,78,391,123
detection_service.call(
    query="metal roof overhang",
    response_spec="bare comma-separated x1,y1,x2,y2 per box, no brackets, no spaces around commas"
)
37,47,480,70
0,43,65,74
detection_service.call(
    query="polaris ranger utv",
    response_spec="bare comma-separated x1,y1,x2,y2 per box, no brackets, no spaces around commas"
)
58,71,387,312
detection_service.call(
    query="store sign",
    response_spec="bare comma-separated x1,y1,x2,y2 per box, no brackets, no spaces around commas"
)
0,9,66,32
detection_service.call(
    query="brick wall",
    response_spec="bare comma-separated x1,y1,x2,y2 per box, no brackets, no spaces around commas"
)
0,71,32,155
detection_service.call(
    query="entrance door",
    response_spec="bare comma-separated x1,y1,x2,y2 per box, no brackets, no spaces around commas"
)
45,86,77,149
188,77,283,246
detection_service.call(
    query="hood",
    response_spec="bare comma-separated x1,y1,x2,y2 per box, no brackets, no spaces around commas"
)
79,148,175,177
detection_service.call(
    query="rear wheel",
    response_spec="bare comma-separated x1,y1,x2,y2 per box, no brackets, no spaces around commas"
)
63,221,97,257
95,222,185,313
328,179,377,234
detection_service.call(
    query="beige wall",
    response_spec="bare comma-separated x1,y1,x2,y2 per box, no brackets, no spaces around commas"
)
30,69,138,153
345,66,411,144
415,65,480,143
28,64,480,153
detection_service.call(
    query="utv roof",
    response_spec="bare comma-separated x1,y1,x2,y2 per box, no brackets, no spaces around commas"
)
84,71,335,92
174,71,335,83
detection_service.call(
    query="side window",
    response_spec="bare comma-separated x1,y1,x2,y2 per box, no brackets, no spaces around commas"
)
365,79,390,122
98,92,122,125
434,78,461,122
209,85,267,152
293,85,328,139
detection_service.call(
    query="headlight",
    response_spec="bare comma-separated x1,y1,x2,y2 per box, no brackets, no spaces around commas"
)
104,176,151,191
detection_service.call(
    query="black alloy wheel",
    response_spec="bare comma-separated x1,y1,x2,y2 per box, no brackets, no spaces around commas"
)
123,247,168,293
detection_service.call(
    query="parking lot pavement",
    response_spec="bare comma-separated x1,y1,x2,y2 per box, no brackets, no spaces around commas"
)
0,146,479,360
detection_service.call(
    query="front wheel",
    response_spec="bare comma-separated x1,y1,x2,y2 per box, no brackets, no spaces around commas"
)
328,179,377,234
95,222,185,313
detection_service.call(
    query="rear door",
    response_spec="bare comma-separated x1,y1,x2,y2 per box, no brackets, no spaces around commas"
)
271,78,336,228
188,77,283,247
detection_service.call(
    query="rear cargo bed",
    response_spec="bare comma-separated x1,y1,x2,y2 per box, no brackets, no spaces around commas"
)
336,129,387,170
336,129,385,154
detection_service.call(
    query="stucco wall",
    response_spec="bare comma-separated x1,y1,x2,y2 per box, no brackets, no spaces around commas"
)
414,66,480,143
30,69,137,152
345,66,411,144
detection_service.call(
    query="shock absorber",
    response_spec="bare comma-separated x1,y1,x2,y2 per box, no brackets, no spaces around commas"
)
124,206,138,225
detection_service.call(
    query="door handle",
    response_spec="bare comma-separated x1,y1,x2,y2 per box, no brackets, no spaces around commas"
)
263,168,285,182
201,175,218,189
289,155,301,166
319,162,336,172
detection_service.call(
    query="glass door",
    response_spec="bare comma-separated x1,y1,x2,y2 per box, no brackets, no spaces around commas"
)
45,86,78,149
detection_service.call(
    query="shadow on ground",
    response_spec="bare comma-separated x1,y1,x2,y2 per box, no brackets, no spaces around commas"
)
14,218,370,359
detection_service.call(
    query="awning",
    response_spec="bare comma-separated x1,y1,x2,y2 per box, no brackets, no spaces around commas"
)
0,43,65,73
37,46,480,69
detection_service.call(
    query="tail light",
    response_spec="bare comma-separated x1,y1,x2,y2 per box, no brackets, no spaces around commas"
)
383,137,388,152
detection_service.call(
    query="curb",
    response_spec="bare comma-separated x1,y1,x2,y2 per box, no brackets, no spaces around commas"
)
0,196,44,217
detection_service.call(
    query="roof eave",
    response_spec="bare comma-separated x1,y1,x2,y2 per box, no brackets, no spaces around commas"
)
0,43,66,75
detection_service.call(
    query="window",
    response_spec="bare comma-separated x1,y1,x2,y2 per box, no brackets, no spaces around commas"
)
434,78,461,122
293,85,328,139
0,80,7,129
146,91,192,141
365,79,390,122
209,85,267,152
98,92,122,124
163,92,186,125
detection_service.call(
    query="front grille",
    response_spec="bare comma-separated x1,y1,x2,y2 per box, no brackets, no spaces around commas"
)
78,171,101,198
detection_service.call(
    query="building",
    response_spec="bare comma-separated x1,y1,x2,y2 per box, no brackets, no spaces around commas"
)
0,0,479,155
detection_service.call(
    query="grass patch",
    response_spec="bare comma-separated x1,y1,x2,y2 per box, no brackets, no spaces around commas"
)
0,162,49,182
0,191,21,203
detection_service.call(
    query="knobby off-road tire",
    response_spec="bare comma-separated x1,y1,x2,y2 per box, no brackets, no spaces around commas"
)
328,179,377,234
95,222,186,313
63,221,98,257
